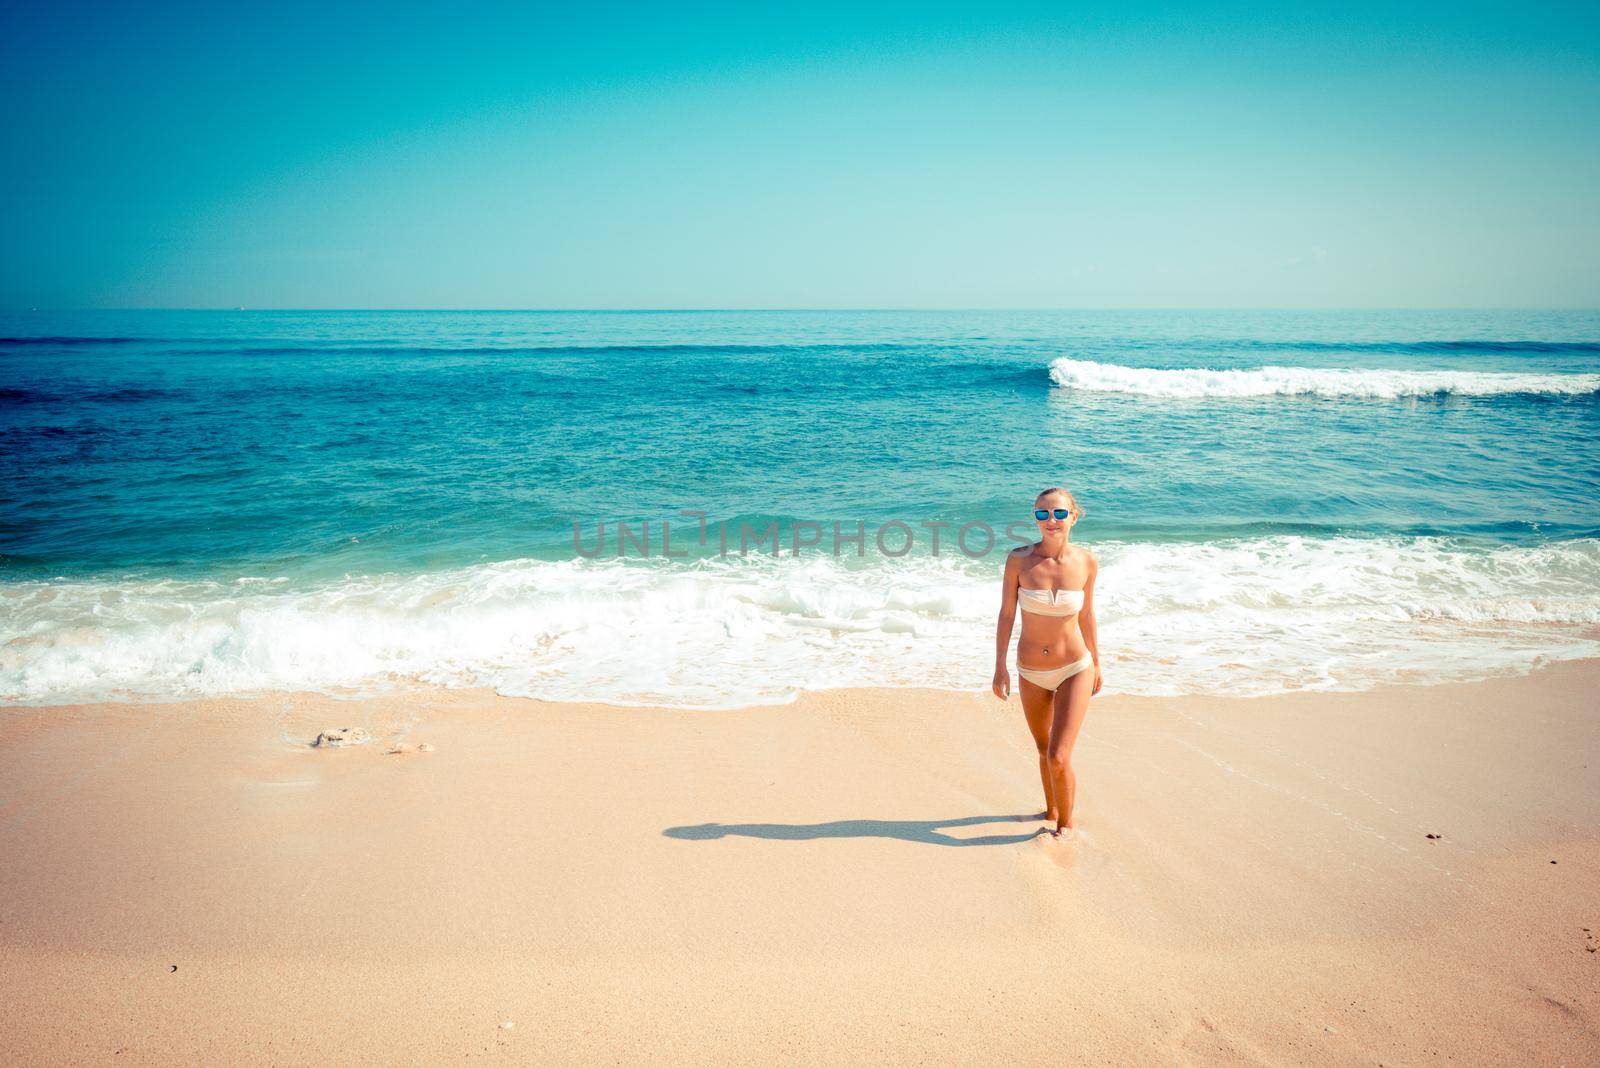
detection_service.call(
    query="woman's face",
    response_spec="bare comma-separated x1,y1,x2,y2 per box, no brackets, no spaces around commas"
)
1034,492,1075,535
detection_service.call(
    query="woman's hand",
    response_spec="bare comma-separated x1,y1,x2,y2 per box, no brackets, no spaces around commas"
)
1091,665,1103,696
992,666,1011,700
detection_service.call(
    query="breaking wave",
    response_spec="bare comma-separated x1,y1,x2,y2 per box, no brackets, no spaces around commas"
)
3,537,1597,708
1048,358,1600,399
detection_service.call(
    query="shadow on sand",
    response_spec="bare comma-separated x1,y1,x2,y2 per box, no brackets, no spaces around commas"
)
663,813,1050,848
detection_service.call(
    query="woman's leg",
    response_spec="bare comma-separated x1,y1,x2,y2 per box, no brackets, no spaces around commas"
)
1046,667,1095,833
1019,677,1056,821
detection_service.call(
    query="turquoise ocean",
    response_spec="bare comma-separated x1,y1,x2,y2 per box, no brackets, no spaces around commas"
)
2,309,1598,707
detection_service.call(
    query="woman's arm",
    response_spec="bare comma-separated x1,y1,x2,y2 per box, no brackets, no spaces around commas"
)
993,551,1021,698
1080,551,1103,695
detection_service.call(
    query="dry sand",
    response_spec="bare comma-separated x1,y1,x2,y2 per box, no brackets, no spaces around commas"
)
1,661,1597,1065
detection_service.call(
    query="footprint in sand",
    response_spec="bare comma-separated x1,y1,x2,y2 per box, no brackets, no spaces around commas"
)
1027,825,1108,872
1171,1014,1272,1062
1029,828,1081,869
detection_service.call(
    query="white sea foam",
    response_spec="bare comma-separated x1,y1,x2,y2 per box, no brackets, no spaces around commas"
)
1047,358,1600,399
2,538,1597,708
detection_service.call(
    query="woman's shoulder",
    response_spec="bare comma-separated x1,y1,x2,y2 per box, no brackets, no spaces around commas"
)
1073,544,1099,571
1003,542,1036,572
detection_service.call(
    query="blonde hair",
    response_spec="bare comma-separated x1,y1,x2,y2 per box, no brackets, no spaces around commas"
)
1035,486,1086,520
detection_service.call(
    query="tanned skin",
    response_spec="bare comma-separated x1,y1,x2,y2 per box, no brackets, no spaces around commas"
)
992,489,1102,835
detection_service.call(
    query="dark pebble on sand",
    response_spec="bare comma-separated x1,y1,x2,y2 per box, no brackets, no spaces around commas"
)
1425,833,1440,840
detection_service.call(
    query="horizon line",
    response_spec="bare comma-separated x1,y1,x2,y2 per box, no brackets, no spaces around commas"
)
7,305,1600,315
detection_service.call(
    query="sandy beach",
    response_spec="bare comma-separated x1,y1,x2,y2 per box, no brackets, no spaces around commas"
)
8,1,1600,1062
1,661,1597,1065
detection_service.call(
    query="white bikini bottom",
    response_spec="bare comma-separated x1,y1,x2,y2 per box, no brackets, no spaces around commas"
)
1016,653,1095,693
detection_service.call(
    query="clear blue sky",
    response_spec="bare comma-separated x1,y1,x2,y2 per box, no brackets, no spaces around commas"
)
3,2,1597,309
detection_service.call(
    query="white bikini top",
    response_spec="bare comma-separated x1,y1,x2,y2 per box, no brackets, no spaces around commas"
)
1018,587,1084,617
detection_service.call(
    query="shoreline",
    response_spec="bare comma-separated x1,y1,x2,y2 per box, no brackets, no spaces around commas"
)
7,535,1597,711
2,660,1597,1063
6,643,1600,714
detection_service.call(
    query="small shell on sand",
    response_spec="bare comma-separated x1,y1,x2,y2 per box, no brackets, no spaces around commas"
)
313,727,370,748
387,741,435,755
499,1021,515,1030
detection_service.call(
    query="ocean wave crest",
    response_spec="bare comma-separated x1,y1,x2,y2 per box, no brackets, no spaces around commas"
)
1047,358,1600,399
2,537,1597,708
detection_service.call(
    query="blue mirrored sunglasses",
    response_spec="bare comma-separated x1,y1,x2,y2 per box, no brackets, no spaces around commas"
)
1034,508,1072,521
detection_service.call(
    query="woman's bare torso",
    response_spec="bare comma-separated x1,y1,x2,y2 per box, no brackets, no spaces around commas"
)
1015,545,1092,671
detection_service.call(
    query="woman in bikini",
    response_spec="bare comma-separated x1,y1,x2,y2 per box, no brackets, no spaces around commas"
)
991,486,1103,837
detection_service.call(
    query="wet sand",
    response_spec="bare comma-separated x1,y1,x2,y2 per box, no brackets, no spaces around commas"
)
1,661,1597,1064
